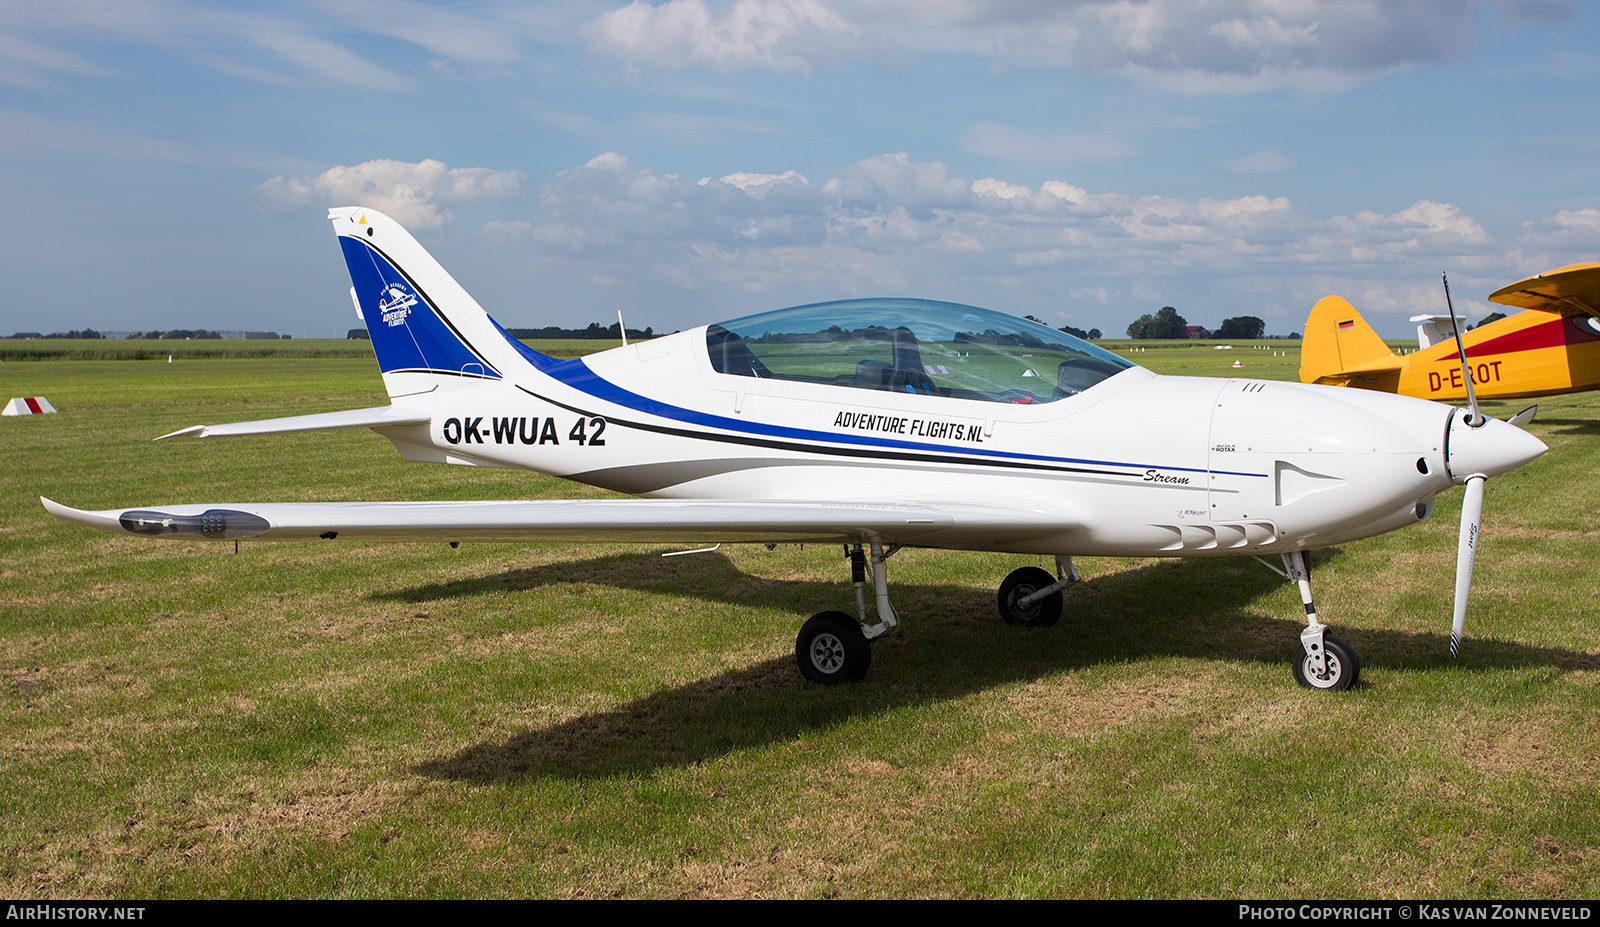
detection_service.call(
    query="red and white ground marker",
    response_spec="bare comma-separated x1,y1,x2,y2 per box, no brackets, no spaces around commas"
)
2,397,56,415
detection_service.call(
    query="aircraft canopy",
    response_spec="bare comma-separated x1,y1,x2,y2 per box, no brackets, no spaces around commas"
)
707,298,1134,405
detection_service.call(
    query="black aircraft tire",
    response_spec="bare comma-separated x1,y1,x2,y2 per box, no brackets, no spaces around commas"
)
796,611,872,685
997,566,1063,628
1291,633,1360,691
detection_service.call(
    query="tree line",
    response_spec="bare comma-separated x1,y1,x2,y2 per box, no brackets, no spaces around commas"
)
1125,307,1267,340
7,329,291,340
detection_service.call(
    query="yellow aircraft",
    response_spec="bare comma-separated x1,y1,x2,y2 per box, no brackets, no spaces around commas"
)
1301,262,1600,401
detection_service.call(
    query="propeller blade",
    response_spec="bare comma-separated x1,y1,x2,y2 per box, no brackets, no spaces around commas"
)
1450,474,1486,656
1442,273,1483,426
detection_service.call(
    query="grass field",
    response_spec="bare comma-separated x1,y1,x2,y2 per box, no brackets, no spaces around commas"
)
3,340,1598,898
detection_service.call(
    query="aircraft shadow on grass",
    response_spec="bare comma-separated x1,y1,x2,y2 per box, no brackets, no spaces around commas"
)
407,549,1586,784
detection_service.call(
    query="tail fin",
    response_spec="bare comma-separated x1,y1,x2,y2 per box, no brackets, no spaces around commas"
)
1300,295,1401,388
330,207,557,397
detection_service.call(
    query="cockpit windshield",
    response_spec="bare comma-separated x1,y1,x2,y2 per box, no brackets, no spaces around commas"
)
706,298,1135,405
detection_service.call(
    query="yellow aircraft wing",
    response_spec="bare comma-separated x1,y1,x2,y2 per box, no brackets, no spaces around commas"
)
1489,262,1600,316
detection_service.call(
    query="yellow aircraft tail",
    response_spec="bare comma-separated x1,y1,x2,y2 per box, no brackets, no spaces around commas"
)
1300,296,1403,390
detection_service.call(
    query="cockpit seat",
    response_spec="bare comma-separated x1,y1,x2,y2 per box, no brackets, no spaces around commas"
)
888,326,937,394
888,367,937,395
852,359,892,390
706,325,771,378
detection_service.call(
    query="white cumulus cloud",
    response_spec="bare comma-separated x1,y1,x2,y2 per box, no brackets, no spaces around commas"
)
511,150,1537,334
251,158,528,231
1518,207,1600,251
582,0,865,72
581,0,1561,90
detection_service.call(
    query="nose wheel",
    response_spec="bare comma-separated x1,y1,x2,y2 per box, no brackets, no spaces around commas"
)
1292,632,1359,690
1275,551,1361,692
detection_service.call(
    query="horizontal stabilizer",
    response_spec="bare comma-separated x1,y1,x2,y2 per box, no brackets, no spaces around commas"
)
156,405,430,440
42,497,1070,546
1326,355,1403,378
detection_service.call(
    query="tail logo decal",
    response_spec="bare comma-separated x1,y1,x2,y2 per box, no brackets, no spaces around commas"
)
339,235,502,380
377,282,418,327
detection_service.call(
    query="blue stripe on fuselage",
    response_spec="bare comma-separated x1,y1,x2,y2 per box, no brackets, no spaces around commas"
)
531,358,1264,479
487,314,563,371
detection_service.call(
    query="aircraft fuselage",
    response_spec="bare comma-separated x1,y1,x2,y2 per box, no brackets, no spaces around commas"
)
369,331,1470,559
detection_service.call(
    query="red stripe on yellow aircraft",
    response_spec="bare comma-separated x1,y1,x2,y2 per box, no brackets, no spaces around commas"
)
1437,314,1600,362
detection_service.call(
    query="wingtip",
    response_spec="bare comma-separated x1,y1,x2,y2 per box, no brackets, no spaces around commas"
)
41,496,123,532
155,425,206,441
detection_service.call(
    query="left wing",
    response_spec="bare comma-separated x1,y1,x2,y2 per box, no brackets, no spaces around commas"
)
41,497,1071,547
1489,262,1600,316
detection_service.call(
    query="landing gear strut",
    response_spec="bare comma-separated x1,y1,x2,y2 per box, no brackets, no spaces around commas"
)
1273,550,1361,691
792,549,1084,684
794,539,900,685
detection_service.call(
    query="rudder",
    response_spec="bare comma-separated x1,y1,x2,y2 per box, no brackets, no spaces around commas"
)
1300,295,1398,386
330,207,556,395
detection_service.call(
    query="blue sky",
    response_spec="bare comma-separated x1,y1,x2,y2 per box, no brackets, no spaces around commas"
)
3,0,1597,339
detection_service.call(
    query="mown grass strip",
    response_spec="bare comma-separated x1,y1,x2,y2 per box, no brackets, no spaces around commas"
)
3,350,1597,898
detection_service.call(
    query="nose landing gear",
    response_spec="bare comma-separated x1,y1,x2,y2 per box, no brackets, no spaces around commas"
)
1275,550,1360,691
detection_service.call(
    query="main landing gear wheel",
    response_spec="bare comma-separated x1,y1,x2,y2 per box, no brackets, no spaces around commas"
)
1292,633,1360,691
997,566,1062,628
796,611,872,685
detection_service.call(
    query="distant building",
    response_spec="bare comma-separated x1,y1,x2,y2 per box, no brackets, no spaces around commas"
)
1185,325,1212,339
216,330,281,339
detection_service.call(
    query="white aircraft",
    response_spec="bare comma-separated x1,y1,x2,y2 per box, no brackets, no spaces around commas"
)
45,207,1548,691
